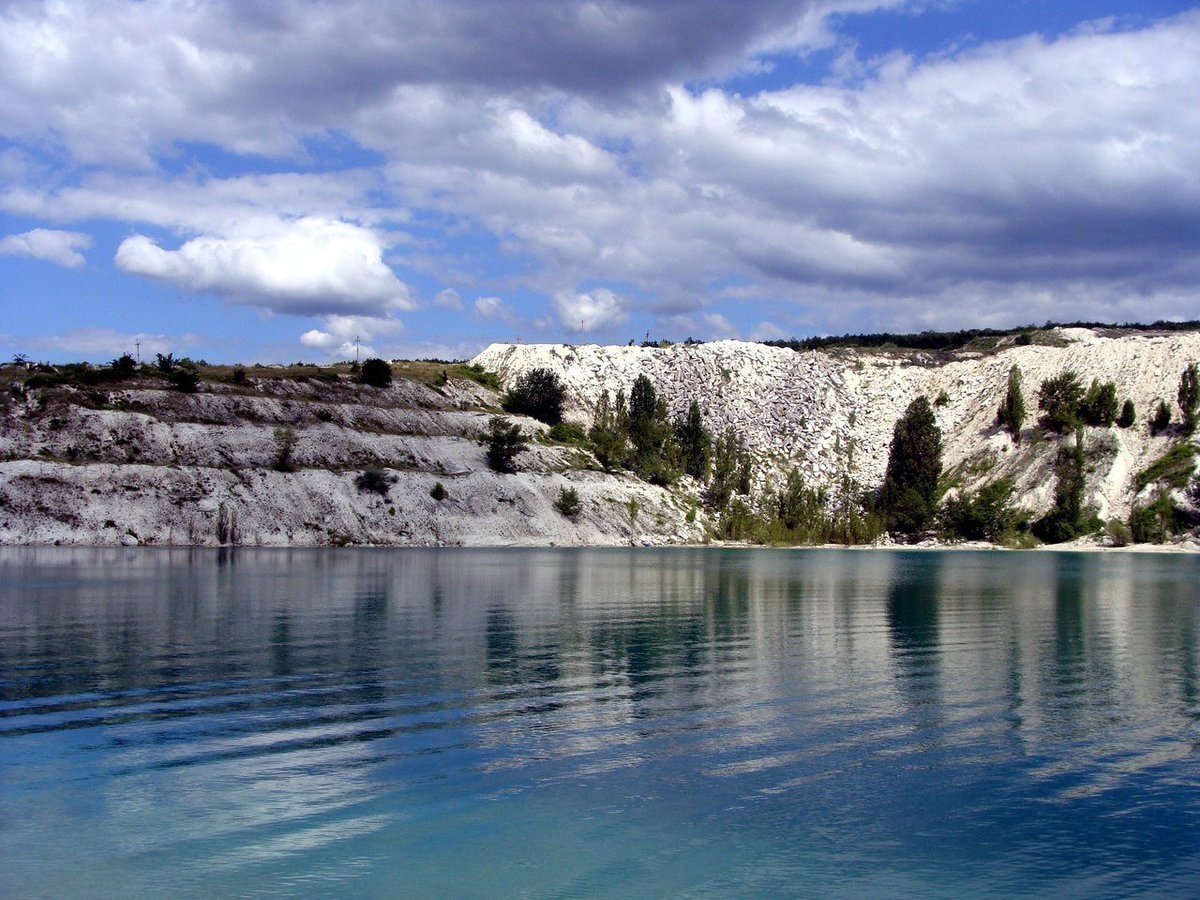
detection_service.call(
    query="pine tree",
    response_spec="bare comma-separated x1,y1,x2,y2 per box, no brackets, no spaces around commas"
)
996,365,1026,441
674,399,712,480
1179,362,1199,435
879,396,942,537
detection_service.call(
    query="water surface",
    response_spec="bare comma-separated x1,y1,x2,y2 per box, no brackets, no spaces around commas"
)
2,547,1198,897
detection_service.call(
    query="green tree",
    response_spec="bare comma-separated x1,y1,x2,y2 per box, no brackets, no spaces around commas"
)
1081,379,1119,427
587,388,628,471
627,374,673,484
996,365,1026,441
272,426,298,472
110,354,137,378
482,416,527,473
554,486,582,519
1179,362,1199,435
939,477,1025,542
360,357,392,387
1035,428,1097,543
1037,370,1084,433
674,399,712,480
879,396,942,537
504,367,565,425
704,428,752,512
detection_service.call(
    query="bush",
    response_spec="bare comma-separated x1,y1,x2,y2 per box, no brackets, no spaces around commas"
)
272,427,298,472
554,486,582,519
503,367,565,425
360,357,392,387
1180,363,1199,435
547,421,588,445
171,366,199,393
482,416,527,473
1133,443,1197,493
996,366,1026,441
939,477,1026,542
1117,399,1136,428
430,481,447,501
356,468,395,496
1150,400,1172,435
110,354,137,378
1129,492,1182,544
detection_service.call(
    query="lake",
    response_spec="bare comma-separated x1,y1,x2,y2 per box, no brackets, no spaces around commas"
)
1,547,1198,898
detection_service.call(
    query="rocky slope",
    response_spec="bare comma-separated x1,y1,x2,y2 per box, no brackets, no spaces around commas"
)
3,327,1198,547
474,328,1200,527
0,367,705,547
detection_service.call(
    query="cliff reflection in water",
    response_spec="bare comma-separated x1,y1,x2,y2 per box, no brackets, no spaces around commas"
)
3,547,1197,749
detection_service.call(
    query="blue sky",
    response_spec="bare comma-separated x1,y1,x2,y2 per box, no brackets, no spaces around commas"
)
2,0,1198,364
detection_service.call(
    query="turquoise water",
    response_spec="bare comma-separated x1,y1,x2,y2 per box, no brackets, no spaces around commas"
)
1,547,1198,898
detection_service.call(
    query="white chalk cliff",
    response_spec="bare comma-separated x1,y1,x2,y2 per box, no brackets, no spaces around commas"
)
2,327,1198,547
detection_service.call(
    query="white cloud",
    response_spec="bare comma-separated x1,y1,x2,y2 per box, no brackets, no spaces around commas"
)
474,295,511,322
299,313,403,358
433,288,464,310
0,228,91,267
115,217,414,317
553,289,629,333
23,327,193,361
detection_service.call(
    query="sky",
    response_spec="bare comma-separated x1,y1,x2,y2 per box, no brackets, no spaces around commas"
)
1,0,1198,364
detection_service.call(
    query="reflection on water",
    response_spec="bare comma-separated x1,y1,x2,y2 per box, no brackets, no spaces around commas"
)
1,547,1199,898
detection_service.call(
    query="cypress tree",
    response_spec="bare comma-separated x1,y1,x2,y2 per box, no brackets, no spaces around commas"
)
879,396,943,537
996,365,1026,441
1179,362,1199,435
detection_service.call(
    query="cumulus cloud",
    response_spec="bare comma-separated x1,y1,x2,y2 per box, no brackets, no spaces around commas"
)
0,229,91,267
3,0,1200,349
553,288,629,333
115,217,414,317
299,313,403,359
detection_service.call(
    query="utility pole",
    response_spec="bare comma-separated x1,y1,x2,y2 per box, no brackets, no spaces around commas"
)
135,339,141,364
355,336,360,364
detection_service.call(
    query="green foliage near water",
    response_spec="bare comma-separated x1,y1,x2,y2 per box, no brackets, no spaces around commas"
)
1133,442,1197,493
554,486,582,519
1034,429,1100,543
878,396,943,538
940,477,1028,542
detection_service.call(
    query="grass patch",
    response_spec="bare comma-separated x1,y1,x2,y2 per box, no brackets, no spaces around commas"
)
1133,442,1197,493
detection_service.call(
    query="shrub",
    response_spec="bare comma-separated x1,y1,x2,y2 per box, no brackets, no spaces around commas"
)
1150,400,1172,435
272,427,298,472
1117,399,1136,429
482,416,527,473
547,421,587,445
460,364,502,390
171,366,200,393
356,467,395,496
231,366,247,384
110,354,137,378
430,481,447,501
940,477,1026,542
554,486,582,519
503,367,565,425
1129,492,1184,544
1133,443,1197,493
360,357,392,387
